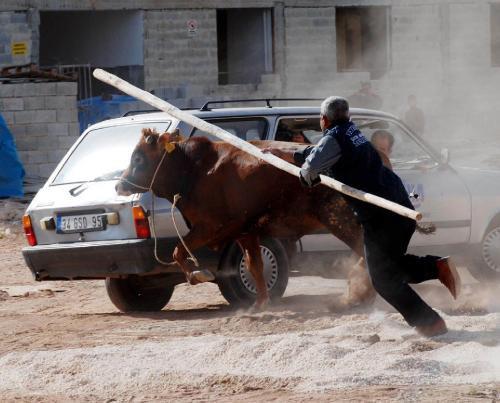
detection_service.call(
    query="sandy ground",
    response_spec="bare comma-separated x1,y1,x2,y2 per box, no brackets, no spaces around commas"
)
1,201,499,402
2,122,500,403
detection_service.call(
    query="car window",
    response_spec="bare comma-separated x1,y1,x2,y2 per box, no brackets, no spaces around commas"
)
274,117,321,144
274,115,436,170
191,118,268,141
353,118,436,170
52,122,171,185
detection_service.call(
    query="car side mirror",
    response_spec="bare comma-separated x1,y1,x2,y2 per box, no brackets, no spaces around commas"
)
440,148,450,164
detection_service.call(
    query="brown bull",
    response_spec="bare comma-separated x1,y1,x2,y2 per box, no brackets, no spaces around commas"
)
116,128,374,308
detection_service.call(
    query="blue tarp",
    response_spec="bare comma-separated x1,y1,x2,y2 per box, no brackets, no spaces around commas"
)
0,113,24,197
78,95,138,133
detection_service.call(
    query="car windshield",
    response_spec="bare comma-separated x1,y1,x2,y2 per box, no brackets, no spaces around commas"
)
52,122,171,185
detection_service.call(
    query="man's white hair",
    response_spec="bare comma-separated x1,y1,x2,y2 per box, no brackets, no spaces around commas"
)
320,96,349,122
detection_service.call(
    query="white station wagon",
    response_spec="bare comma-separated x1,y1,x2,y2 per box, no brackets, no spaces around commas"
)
22,100,500,311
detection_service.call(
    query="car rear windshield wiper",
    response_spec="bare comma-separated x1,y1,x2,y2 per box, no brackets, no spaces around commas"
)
68,170,124,196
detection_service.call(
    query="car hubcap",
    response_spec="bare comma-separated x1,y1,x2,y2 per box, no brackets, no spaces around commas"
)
482,227,500,273
238,246,278,294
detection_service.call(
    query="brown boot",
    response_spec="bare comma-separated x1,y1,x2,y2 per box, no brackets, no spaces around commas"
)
416,316,448,337
436,257,461,299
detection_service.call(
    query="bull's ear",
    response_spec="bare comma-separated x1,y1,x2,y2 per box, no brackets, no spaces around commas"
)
159,130,176,153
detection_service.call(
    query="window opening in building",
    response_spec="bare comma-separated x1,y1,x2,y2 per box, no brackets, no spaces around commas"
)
336,6,390,79
217,8,274,85
39,11,144,100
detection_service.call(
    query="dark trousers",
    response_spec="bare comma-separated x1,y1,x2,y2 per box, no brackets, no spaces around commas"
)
363,215,442,327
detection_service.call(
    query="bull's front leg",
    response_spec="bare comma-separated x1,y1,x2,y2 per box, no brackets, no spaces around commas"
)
237,234,269,309
172,227,215,285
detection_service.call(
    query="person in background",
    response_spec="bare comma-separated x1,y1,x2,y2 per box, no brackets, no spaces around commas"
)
291,131,310,144
348,81,383,110
371,130,394,169
404,95,425,136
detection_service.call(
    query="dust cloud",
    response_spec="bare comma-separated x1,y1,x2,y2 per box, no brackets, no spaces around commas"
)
284,3,500,170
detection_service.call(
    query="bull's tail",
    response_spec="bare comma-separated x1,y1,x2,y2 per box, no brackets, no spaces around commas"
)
415,222,436,235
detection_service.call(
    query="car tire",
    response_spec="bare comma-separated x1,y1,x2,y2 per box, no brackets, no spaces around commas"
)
105,274,175,312
468,218,500,282
216,238,289,306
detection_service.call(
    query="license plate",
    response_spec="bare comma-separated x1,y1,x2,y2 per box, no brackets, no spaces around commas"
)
56,213,105,233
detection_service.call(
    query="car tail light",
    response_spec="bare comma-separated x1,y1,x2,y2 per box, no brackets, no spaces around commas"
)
132,206,151,239
23,215,37,246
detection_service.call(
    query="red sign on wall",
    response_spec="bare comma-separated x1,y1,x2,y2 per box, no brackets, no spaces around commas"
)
187,19,198,37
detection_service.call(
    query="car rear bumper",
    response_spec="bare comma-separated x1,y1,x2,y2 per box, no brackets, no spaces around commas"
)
22,238,219,281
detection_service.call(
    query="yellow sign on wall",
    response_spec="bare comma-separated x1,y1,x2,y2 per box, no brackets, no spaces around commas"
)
11,42,28,56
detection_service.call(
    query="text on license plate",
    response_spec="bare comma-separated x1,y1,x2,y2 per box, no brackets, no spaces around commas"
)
57,214,104,233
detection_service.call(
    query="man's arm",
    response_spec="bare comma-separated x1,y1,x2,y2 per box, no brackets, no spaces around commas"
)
262,136,342,187
299,135,341,187
292,146,314,166
261,145,314,165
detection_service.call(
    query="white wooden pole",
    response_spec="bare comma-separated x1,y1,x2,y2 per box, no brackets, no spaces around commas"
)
93,68,422,221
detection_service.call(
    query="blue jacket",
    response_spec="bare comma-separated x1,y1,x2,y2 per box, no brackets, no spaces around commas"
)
294,119,413,222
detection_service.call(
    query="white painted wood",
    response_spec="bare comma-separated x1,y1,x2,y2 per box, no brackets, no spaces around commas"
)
93,68,421,221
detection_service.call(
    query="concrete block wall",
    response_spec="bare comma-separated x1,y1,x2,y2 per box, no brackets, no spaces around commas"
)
281,3,493,141
0,0,497,145
284,7,339,97
144,8,283,101
383,4,444,113
445,2,500,134
144,9,218,92
0,10,38,68
0,82,79,179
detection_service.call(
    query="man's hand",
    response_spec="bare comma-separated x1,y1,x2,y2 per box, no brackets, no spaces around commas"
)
261,147,295,164
299,168,321,188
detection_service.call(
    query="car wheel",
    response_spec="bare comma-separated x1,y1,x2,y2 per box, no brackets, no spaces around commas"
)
216,238,289,306
469,219,500,282
105,274,175,312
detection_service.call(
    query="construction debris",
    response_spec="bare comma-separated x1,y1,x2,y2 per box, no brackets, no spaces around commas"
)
0,63,75,83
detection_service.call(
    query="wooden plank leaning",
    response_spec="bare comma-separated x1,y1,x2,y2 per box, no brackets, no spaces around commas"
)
93,68,422,221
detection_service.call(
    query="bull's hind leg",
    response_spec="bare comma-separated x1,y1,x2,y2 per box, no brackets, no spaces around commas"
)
315,198,377,307
315,197,364,256
237,234,269,309
172,226,215,285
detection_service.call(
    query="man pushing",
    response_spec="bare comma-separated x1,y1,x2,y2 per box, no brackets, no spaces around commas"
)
264,96,461,337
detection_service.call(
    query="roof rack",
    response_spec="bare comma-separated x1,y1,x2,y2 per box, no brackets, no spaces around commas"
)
199,98,324,111
122,98,323,116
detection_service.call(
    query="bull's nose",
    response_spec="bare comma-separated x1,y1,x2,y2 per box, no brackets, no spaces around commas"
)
116,181,126,195
116,181,133,196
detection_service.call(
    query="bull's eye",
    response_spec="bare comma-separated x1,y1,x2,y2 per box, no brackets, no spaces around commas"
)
132,154,144,167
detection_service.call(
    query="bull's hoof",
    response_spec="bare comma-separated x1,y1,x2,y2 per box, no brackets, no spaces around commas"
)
250,297,270,311
190,269,215,283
